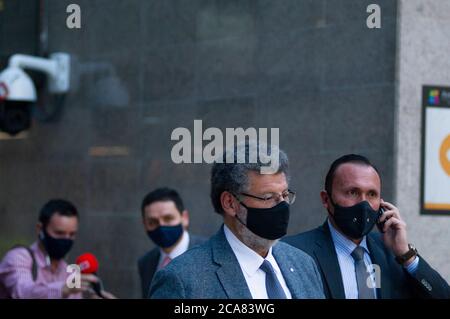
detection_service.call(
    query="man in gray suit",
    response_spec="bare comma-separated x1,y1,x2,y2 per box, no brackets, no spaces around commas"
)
148,143,325,299
138,187,206,298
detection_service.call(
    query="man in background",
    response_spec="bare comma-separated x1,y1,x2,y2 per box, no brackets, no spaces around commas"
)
0,199,110,299
138,187,206,298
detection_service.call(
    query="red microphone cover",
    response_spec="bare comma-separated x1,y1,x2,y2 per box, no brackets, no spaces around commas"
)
76,253,99,274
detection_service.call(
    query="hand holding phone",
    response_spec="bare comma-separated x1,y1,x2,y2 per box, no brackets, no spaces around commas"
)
377,206,386,233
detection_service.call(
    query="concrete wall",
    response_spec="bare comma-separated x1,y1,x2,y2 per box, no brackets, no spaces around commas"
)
1,0,399,297
395,0,450,282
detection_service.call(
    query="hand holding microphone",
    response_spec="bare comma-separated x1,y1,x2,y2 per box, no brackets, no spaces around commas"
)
62,270,99,298
75,253,116,299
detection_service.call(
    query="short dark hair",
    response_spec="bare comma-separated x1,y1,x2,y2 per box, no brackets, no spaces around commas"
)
325,154,381,196
141,187,185,217
39,199,79,229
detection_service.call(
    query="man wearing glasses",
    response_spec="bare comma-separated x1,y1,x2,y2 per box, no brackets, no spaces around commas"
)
148,142,325,299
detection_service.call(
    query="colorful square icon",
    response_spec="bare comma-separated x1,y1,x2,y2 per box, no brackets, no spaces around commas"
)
429,89,440,105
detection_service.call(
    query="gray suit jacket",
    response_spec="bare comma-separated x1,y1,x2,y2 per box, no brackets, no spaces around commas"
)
138,233,206,298
148,225,325,299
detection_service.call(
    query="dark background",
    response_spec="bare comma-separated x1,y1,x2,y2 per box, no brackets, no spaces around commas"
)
0,0,397,298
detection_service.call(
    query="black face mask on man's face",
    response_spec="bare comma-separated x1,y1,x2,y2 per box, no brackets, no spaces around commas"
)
39,229,74,260
328,195,380,240
234,199,290,240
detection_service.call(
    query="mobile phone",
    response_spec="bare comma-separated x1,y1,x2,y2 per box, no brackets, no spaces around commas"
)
376,207,386,233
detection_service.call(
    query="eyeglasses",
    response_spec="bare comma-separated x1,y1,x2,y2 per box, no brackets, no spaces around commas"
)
239,189,296,205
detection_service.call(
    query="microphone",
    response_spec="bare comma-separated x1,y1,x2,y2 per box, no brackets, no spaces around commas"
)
76,253,104,298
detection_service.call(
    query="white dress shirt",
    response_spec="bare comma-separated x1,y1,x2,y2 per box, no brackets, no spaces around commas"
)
157,231,190,269
223,225,292,299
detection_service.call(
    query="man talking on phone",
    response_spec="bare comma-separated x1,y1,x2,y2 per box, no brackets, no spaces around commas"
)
283,154,450,299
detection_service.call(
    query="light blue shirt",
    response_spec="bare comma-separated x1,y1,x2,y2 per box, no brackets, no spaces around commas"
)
327,219,419,299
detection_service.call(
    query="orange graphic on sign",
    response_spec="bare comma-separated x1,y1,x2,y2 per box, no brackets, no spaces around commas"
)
440,134,450,176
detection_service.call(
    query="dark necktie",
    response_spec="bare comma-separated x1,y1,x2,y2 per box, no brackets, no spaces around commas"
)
351,246,376,299
260,260,287,299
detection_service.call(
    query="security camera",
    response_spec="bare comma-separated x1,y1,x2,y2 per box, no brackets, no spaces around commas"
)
0,53,70,135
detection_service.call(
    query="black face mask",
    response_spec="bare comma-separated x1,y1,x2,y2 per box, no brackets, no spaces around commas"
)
147,223,184,248
235,200,290,240
329,198,381,240
39,229,74,260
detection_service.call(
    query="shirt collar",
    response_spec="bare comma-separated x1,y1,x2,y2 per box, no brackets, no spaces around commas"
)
223,225,278,277
327,219,369,256
160,230,190,260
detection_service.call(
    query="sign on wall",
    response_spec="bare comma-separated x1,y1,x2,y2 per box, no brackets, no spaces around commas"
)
421,86,450,215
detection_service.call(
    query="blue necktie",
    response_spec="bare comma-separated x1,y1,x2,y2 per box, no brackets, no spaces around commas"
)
260,260,287,299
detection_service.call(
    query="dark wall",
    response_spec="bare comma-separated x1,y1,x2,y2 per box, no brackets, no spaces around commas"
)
0,0,397,298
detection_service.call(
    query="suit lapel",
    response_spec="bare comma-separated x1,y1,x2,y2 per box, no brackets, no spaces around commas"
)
366,234,391,299
147,249,161,282
212,226,253,299
313,223,346,299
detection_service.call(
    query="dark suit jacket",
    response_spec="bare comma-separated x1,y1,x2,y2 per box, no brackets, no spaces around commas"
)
138,233,206,298
148,225,325,299
283,221,450,299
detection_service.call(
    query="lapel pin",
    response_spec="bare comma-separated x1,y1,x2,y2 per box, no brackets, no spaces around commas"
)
290,267,294,272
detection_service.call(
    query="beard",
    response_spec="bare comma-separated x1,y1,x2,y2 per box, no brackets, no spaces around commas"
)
235,207,277,253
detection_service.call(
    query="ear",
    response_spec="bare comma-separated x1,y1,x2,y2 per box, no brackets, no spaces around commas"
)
181,210,189,229
220,191,239,218
320,190,333,215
